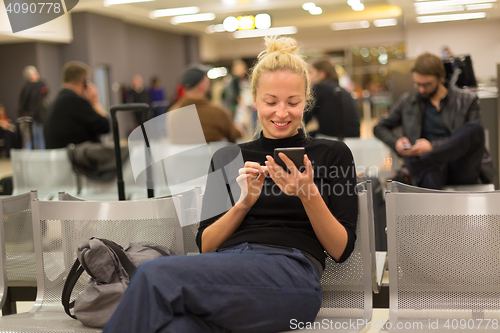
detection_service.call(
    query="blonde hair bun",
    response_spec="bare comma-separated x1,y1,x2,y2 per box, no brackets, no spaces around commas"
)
260,36,298,59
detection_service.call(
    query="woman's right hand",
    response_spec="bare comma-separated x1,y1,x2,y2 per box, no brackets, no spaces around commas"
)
236,161,268,210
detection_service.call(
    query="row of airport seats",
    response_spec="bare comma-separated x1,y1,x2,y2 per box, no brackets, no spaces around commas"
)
0,181,386,332
10,137,397,202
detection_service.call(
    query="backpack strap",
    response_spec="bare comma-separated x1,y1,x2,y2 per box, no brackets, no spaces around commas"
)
62,258,85,319
143,245,170,257
99,239,137,277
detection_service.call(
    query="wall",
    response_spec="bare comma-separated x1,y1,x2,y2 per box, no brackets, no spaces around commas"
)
0,43,37,120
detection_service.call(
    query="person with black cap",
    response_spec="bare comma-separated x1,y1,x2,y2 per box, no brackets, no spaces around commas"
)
168,65,244,143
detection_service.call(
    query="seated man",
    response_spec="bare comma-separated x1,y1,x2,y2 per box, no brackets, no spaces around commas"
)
168,65,244,144
374,52,493,190
44,61,110,149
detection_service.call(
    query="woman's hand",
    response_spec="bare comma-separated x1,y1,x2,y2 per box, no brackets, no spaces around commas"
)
236,161,268,210
265,153,318,200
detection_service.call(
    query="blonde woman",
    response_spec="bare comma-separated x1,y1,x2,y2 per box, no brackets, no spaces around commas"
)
104,36,357,333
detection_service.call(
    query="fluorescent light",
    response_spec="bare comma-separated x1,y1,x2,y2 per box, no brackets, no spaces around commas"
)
351,3,365,10
416,5,464,14
415,0,496,9
104,0,152,6
466,3,494,9
150,7,199,18
233,26,297,38
347,0,361,5
302,2,316,10
207,67,228,79
255,14,272,29
417,12,486,22
223,16,239,32
331,20,369,30
309,6,323,14
373,18,398,27
171,13,216,24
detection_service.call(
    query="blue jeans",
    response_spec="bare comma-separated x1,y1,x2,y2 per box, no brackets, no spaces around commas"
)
405,121,485,190
103,243,322,333
24,121,45,149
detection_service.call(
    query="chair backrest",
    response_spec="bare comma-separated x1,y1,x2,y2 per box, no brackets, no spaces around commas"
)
386,191,500,323
0,191,38,310
30,195,186,313
11,149,78,198
317,181,373,321
316,136,397,180
388,180,496,193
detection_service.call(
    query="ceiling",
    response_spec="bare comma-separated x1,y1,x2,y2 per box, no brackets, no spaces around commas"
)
73,0,500,38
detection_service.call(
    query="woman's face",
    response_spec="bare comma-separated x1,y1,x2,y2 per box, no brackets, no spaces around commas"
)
254,70,306,140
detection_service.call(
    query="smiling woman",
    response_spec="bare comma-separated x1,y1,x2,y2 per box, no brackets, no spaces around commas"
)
103,36,358,333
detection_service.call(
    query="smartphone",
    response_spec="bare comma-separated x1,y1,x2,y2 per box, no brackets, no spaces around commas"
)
274,147,305,171
402,143,411,149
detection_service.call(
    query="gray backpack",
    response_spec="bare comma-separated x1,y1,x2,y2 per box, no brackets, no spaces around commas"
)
62,238,174,328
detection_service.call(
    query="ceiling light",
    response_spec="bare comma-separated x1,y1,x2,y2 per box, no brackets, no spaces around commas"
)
415,0,496,9
222,0,238,5
255,13,272,29
331,20,369,30
207,67,228,79
309,6,323,14
347,0,361,5
223,16,239,32
417,12,486,22
238,16,255,30
416,5,464,14
171,13,216,24
465,3,494,9
351,3,365,10
104,0,153,6
234,26,297,38
302,2,316,10
373,18,398,27
150,6,199,18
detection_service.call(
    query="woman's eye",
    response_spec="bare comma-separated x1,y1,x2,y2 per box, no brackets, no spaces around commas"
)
266,102,276,106
289,103,299,106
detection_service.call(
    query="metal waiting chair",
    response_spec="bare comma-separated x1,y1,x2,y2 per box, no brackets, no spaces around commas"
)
11,149,79,199
387,180,496,193
0,189,199,331
280,181,377,332
0,190,38,315
383,189,500,332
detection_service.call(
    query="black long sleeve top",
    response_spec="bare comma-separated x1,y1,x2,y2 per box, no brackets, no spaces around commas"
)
196,130,358,267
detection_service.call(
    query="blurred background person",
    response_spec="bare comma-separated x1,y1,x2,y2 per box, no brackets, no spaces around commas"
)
149,76,168,117
168,65,244,144
0,103,19,158
44,61,110,149
305,58,360,138
18,65,49,149
127,75,150,126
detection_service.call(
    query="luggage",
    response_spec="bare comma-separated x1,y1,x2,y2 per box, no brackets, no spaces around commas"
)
61,238,174,328
110,103,151,200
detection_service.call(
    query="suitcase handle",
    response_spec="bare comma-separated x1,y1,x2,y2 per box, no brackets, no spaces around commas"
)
110,103,152,200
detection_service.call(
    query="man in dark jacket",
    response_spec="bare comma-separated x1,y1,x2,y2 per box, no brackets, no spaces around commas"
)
374,52,494,189
18,66,49,149
44,61,110,149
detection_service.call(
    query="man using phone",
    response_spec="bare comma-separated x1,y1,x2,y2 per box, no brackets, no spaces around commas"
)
374,52,495,189
44,61,110,149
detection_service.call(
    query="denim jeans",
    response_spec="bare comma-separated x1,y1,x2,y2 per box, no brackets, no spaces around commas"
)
24,121,45,149
103,243,322,333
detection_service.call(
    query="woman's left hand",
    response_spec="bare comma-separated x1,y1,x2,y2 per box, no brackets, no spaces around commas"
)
265,153,319,200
